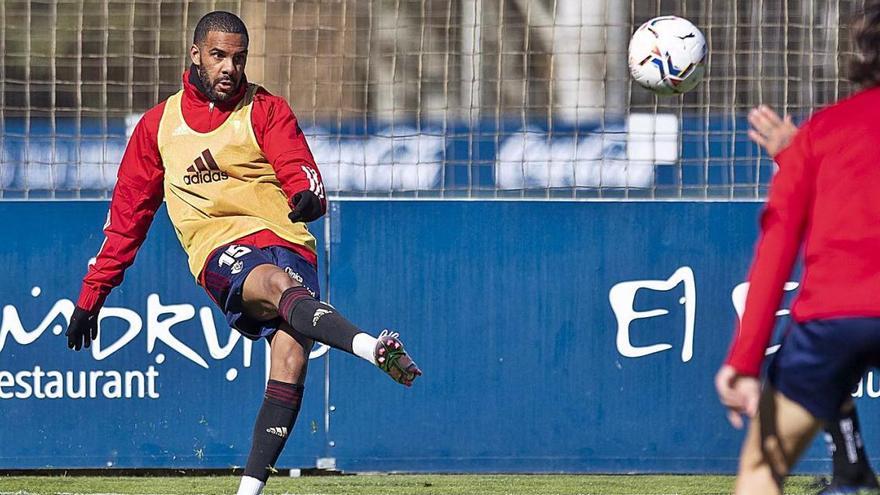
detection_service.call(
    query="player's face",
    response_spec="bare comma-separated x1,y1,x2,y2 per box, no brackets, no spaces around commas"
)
190,31,248,102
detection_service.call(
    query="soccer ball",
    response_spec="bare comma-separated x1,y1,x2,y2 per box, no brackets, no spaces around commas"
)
628,16,707,95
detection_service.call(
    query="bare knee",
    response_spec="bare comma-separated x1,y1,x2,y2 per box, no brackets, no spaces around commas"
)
736,442,784,495
242,265,302,320
264,268,299,299
735,466,782,495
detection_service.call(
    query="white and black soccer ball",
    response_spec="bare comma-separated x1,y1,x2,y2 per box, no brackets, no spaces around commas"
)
628,16,707,96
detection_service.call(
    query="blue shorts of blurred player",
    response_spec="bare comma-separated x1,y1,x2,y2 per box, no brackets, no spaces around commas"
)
769,317,880,423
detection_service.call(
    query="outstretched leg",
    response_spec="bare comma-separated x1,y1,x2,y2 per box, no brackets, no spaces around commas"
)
242,263,421,386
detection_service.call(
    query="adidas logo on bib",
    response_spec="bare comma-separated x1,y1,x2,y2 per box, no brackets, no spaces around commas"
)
183,149,229,185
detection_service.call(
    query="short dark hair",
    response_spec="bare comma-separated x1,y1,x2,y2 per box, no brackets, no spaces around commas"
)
193,11,249,46
850,1,880,87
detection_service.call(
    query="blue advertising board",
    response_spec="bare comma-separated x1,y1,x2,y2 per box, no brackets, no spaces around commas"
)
1,115,774,196
0,202,329,468
1,200,873,473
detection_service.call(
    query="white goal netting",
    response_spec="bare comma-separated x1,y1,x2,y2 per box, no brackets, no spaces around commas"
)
0,0,865,199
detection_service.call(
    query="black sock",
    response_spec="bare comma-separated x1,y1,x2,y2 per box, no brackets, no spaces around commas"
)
827,407,878,487
277,286,362,354
243,380,304,482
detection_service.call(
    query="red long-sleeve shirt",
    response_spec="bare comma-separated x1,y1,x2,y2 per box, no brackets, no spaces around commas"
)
726,86,880,377
76,68,325,311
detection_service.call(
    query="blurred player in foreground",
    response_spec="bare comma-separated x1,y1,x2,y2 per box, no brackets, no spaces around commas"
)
64,11,421,495
744,105,879,495
716,3,880,493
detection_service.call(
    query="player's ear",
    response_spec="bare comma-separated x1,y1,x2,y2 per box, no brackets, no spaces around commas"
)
190,44,201,66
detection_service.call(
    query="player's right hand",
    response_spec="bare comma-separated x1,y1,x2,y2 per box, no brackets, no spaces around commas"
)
66,306,99,351
747,105,798,157
715,364,761,430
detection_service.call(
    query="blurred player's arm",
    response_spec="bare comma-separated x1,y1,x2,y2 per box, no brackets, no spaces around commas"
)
68,106,166,351
717,116,816,425
727,128,814,369
252,90,326,223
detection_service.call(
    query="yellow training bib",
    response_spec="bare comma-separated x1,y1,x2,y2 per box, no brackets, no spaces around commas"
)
156,84,316,279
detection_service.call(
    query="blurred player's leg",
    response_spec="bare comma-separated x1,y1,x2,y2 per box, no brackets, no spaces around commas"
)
243,264,421,386
820,403,880,494
735,386,822,495
237,326,312,495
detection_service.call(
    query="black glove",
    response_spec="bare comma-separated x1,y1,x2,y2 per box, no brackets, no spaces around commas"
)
66,306,99,351
288,190,325,223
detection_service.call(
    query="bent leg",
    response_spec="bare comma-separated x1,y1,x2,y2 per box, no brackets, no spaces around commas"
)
241,264,299,321
238,327,311,495
241,260,421,386
735,386,823,495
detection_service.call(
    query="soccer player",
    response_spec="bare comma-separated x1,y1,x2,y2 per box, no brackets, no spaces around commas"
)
716,3,880,493
746,105,879,495
63,11,421,495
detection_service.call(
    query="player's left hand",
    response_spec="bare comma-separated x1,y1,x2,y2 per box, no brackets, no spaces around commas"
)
715,364,761,429
288,190,324,223
66,306,99,351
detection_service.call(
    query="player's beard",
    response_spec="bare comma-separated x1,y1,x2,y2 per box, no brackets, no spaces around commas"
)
196,64,239,102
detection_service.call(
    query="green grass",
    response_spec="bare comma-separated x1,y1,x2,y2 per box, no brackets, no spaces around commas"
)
0,474,828,495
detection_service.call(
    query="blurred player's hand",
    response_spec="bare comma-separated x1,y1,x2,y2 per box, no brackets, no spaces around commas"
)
747,105,797,157
288,190,324,223
66,306,99,351
715,364,761,429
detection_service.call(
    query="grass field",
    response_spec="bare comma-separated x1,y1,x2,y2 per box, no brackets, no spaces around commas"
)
0,474,828,495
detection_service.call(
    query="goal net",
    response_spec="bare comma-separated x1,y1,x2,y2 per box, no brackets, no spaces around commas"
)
0,0,864,199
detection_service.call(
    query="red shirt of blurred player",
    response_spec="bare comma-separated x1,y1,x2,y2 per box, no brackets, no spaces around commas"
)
726,87,880,376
